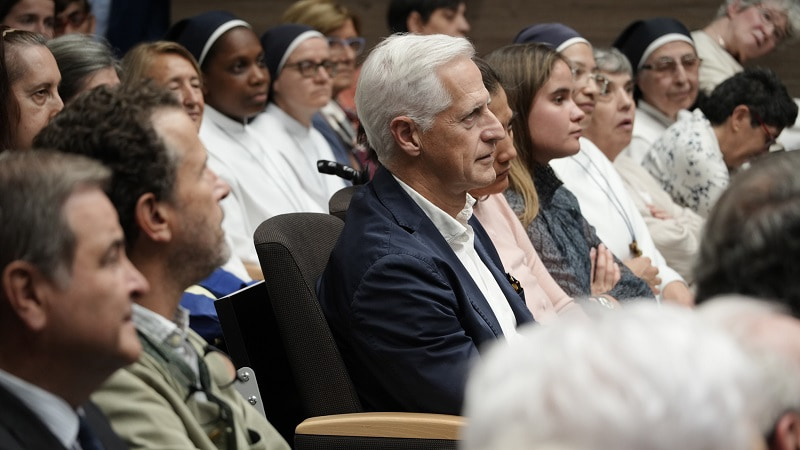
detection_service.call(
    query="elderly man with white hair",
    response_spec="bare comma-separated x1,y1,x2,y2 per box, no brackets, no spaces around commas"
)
317,33,532,415
462,302,766,450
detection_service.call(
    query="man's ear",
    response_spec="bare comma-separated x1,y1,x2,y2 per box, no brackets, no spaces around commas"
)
390,116,423,157
2,261,50,332
730,104,752,134
135,193,172,243
406,11,425,34
772,411,800,450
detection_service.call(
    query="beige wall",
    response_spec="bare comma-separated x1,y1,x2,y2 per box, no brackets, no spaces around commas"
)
172,0,800,95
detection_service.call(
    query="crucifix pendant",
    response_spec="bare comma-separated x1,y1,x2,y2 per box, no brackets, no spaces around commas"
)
629,240,642,258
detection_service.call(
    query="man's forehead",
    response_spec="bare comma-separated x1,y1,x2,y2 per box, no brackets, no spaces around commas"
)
151,106,190,124
438,58,485,100
150,108,207,172
65,187,122,240
152,108,196,144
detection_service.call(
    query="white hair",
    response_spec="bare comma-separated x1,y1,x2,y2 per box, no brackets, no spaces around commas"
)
715,0,800,39
354,33,474,168
698,295,800,435
461,302,762,450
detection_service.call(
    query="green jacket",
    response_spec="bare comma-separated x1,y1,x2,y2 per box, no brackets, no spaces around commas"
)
92,328,289,450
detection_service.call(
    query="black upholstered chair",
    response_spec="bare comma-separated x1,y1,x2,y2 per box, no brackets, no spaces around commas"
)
328,185,360,221
215,281,305,444
253,212,463,449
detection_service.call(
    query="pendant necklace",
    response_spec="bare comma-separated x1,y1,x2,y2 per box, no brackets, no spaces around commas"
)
572,152,642,258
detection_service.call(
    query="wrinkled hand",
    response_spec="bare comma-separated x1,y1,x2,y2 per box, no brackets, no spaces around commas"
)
590,244,620,295
647,204,672,220
624,256,661,295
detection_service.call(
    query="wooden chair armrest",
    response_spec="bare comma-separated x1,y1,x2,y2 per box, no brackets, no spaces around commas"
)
295,412,464,440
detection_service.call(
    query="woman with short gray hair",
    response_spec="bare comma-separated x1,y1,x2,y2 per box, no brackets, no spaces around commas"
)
589,47,705,284
47,33,120,102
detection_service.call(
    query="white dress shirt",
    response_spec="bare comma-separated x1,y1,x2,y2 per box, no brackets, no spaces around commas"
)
394,176,520,340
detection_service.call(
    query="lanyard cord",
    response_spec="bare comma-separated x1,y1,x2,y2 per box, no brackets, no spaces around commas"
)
570,152,642,257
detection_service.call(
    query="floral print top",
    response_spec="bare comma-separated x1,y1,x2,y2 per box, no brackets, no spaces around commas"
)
642,108,729,218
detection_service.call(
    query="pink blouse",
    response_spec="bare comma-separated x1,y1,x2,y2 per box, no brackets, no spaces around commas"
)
474,193,585,323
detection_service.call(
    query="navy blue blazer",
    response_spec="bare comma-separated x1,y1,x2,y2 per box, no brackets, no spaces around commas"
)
318,166,534,415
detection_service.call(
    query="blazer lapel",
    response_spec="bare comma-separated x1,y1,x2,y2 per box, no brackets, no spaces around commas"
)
472,221,535,326
372,168,528,335
0,382,67,449
415,216,508,337
82,400,129,450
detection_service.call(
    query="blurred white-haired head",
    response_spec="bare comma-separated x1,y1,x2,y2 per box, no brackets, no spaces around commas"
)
462,302,764,450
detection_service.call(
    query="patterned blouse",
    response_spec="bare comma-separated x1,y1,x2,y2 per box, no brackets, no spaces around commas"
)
642,109,729,218
504,164,653,301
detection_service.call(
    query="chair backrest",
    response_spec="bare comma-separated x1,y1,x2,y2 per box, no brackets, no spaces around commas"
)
328,185,360,221
215,281,305,444
254,212,363,418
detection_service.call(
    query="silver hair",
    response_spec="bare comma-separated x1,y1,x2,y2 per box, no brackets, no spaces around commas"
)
698,296,800,436
47,33,121,102
354,33,474,168
462,302,762,450
0,150,111,287
715,0,800,40
593,47,632,76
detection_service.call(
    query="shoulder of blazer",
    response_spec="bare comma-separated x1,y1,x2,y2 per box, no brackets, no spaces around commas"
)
0,383,67,449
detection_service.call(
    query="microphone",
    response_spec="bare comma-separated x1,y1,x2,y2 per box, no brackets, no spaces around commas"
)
317,160,370,185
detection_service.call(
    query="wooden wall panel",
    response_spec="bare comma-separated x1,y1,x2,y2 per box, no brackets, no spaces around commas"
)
172,0,800,95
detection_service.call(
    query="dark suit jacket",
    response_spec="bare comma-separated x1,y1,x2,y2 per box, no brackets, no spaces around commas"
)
0,382,127,450
318,166,534,415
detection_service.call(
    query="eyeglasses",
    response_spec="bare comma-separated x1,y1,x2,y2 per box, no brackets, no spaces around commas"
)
284,59,338,78
570,64,599,85
758,6,790,42
595,74,612,96
593,73,611,96
54,10,89,33
570,65,610,92
327,36,366,56
595,75,635,100
641,54,701,74
752,110,778,148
